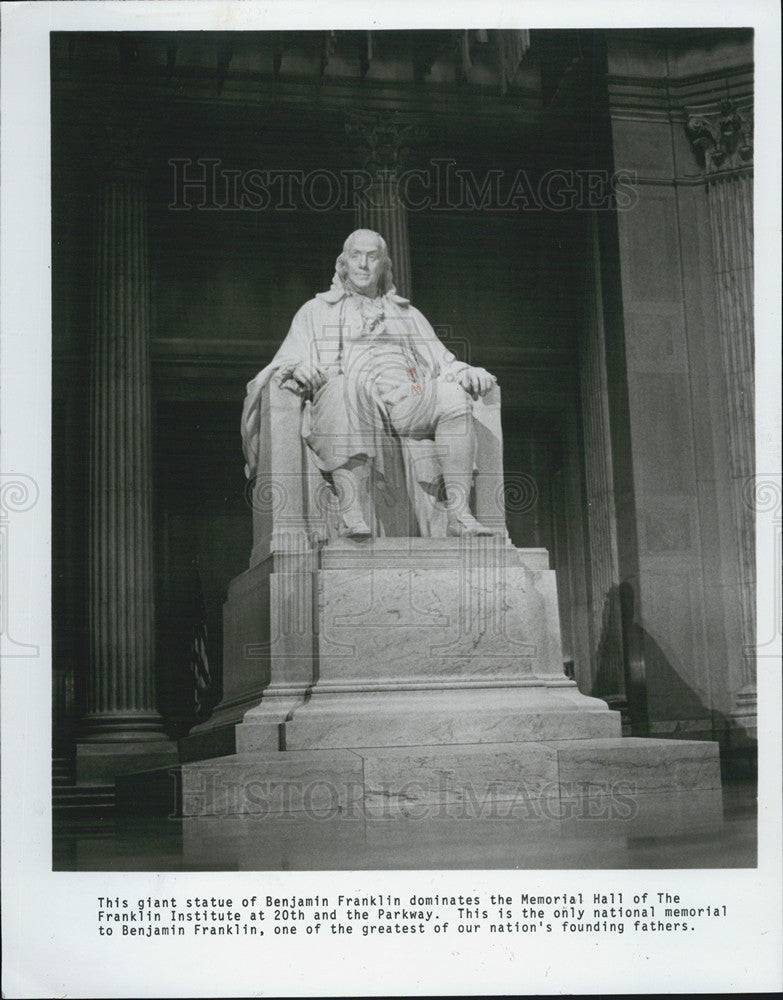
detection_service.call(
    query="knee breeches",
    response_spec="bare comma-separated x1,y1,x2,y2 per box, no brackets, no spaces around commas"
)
302,373,472,472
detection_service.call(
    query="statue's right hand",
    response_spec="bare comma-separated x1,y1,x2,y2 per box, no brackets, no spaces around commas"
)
277,361,329,396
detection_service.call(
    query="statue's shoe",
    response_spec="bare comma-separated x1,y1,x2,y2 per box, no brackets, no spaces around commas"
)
338,517,372,540
446,514,495,537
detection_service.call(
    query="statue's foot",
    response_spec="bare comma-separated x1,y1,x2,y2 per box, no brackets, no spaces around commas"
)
339,517,372,540
446,514,495,537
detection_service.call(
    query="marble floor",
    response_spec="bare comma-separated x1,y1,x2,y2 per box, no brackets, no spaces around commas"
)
53,772,756,871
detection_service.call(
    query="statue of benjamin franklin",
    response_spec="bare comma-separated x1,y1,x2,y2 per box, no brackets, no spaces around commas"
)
242,229,499,539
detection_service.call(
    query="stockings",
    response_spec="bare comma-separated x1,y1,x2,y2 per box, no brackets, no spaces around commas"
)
331,410,492,537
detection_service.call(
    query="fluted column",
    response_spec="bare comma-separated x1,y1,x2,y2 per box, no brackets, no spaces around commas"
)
687,100,755,740
346,112,424,299
86,169,160,737
578,215,632,724
355,171,412,299
78,138,175,781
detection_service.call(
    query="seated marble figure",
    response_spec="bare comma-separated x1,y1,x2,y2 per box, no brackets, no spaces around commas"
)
241,229,504,541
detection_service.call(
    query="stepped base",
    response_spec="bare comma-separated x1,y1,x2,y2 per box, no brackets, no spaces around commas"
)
53,784,115,820
75,739,178,784
142,539,726,867
110,736,723,868
232,539,622,752
178,737,719,817
117,736,721,834
238,684,621,752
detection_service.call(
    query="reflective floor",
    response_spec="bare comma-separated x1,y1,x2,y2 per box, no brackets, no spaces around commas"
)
53,773,756,871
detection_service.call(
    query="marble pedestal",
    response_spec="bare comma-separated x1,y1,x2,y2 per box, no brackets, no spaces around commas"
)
231,538,620,751
141,537,723,846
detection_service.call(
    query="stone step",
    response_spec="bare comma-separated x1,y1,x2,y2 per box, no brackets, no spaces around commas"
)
52,755,76,787
116,737,723,840
53,785,115,819
54,794,115,809
320,538,550,571
54,785,114,801
239,685,621,752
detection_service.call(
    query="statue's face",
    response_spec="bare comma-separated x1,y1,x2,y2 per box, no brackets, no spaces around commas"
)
344,233,384,296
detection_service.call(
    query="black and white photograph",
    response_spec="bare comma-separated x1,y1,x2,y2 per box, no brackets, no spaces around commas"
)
1,1,781,996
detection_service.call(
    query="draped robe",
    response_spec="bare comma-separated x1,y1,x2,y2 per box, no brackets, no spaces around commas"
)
241,280,488,538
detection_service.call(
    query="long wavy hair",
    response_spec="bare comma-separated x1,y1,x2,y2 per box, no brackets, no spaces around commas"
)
335,229,395,295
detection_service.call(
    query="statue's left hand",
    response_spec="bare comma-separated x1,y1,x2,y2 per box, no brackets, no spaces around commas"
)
458,366,497,399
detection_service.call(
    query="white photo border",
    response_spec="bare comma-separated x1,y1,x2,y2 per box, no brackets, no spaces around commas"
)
1,1,781,996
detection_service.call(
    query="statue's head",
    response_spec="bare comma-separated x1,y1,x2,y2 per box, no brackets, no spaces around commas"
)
335,229,394,297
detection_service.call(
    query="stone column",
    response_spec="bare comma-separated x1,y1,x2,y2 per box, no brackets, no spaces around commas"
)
346,112,424,299
687,100,756,743
77,134,176,781
578,216,632,725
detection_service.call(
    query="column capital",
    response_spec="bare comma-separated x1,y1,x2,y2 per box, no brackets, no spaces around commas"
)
686,98,753,175
87,106,152,181
344,110,426,176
